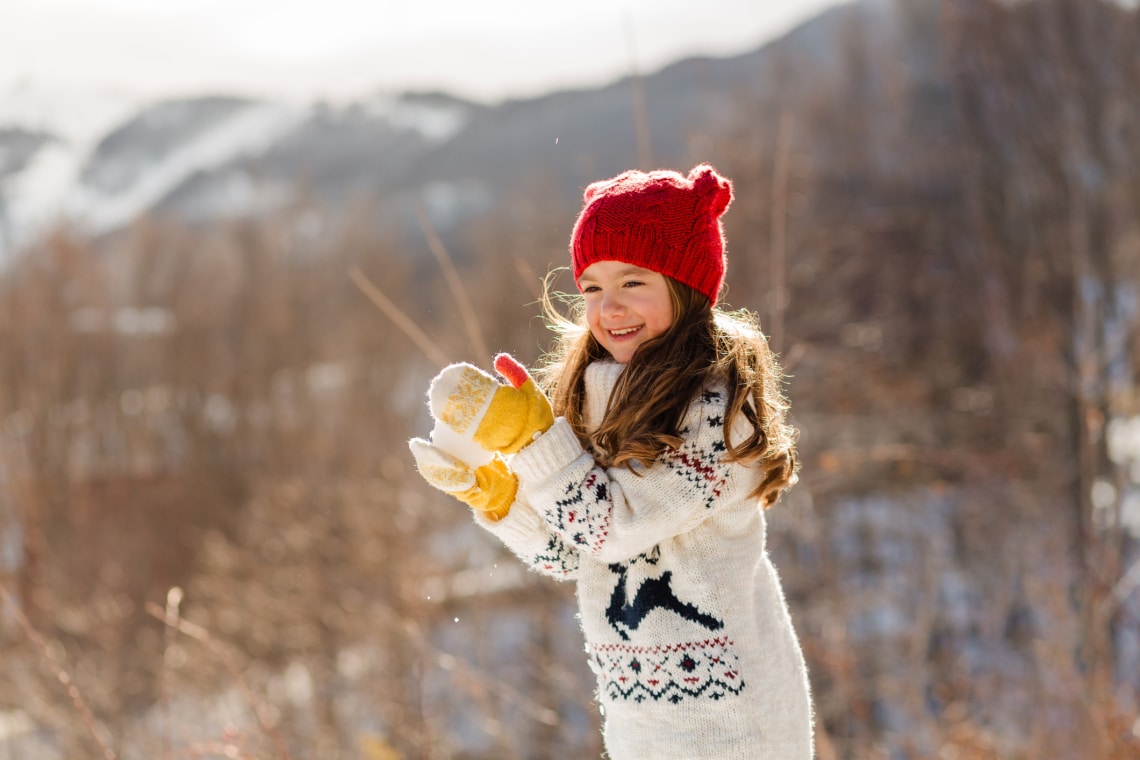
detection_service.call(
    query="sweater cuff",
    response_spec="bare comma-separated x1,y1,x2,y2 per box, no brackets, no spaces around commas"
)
472,494,543,539
510,417,588,481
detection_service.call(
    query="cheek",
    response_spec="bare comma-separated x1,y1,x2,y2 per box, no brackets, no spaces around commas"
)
645,297,674,336
583,301,605,336
583,300,599,326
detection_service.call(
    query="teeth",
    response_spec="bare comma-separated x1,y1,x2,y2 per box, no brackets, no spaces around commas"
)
610,327,639,336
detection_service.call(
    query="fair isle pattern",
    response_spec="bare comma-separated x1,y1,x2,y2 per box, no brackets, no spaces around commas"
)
549,471,613,553
542,389,728,544
660,392,729,511
439,366,496,434
661,389,728,510
592,637,745,704
531,533,580,577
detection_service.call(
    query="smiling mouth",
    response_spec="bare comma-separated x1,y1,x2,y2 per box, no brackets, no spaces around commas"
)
608,326,642,337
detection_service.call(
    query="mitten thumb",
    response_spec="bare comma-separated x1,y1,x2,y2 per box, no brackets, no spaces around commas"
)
493,352,532,389
479,353,554,455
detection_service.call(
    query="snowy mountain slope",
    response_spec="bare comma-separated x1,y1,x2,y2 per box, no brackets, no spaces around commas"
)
0,0,870,258
74,100,308,233
0,89,482,256
0,85,139,147
0,128,56,177
1,98,306,250
0,86,141,257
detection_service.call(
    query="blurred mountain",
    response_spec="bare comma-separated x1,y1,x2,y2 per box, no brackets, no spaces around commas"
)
0,0,882,257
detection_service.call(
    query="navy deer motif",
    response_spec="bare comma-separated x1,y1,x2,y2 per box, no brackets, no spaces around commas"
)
605,553,724,641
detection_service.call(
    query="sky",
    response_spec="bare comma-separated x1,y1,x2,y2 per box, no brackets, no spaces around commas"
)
0,0,843,105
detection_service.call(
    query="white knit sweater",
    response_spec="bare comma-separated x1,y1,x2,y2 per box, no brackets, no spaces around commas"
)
477,360,814,759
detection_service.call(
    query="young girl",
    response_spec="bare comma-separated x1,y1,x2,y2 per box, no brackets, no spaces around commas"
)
410,164,814,759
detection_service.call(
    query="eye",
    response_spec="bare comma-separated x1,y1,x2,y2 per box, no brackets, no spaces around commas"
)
622,280,644,288
581,285,600,294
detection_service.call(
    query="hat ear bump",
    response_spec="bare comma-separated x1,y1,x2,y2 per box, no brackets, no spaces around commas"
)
690,164,733,216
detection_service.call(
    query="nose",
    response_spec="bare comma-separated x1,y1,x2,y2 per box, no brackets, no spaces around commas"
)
600,290,626,319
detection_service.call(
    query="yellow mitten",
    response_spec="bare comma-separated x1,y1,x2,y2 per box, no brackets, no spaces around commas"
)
408,438,516,521
428,353,553,456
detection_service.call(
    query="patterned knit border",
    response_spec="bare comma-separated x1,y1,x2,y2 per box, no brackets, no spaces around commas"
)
591,636,745,704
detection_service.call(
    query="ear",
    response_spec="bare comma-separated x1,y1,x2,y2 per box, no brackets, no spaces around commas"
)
689,164,733,217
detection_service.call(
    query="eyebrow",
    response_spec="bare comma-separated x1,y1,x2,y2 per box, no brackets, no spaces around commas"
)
577,266,653,283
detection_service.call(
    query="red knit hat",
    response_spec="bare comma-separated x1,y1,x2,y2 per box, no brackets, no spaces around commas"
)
571,164,733,305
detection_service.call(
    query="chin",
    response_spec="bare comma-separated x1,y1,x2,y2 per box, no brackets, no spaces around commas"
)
608,347,637,364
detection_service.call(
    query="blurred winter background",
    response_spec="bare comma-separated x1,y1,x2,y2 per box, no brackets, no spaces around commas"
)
1,0,1139,757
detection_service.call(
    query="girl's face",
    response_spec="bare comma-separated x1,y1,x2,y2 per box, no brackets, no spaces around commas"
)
578,261,674,364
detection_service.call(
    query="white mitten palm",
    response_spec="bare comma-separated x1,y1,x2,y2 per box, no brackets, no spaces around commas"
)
407,438,515,521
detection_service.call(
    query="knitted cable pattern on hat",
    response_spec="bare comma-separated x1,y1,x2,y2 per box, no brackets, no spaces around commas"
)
571,164,733,305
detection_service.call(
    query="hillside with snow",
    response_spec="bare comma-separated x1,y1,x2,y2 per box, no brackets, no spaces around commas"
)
0,87,486,258
0,0,865,260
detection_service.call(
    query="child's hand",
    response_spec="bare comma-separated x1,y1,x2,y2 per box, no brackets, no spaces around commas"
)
408,438,516,521
428,353,554,456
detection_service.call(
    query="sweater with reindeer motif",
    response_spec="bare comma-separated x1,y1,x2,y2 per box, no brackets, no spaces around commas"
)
476,360,814,760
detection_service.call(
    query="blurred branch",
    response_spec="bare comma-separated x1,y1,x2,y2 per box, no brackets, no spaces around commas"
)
768,110,794,354
348,266,448,369
625,12,653,170
144,601,293,760
1101,557,1140,619
0,580,119,760
415,203,491,362
514,256,544,303
388,609,562,729
161,586,183,760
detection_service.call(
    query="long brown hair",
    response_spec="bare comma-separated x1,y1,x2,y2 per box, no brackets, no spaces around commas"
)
537,273,799,508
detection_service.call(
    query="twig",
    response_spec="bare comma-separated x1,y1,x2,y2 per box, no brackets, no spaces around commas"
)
348,266,448,369
415,203,491,362
624,12,653,170
513,257,544,303
161,586,183,760
769,110,794,354
144,602,293,760
0,580,119,760
384,606,560,729
1100,557,1140,619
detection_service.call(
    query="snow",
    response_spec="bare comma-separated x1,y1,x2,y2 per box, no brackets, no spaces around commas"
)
179,168,292,221
306,361,351,394
0,710,34,742
1108,416,1140,466
2,139,83,247
70,102,306,234
0,84,139,146
418,179,492,228
69,306,175,335
0,89,475,258
0,86,137,254
1108,415,1140,536
366,94,469,142
1,100,306,256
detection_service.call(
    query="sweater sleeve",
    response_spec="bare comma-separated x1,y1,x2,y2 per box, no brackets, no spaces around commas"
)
472,494,580,581
511,388,754,563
